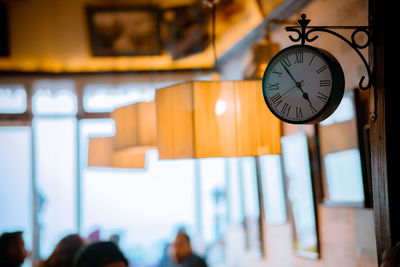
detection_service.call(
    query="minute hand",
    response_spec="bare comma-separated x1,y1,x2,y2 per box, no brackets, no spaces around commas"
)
281,63,303,92
281,63,317,111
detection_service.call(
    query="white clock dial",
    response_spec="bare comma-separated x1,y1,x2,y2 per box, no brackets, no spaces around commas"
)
262,45,344,124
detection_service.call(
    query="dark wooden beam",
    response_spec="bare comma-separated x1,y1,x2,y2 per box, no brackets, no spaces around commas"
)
369,0,399,264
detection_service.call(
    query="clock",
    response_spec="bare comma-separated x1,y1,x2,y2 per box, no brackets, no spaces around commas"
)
262,44,345,124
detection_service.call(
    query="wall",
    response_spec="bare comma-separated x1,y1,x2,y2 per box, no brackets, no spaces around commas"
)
220,0,377,266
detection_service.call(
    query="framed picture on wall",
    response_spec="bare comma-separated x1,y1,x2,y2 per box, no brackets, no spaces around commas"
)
0,3,9,57
240,157,264,258
281,133,320,259
317,90,370,207
86,6,162,56
162,5,210,60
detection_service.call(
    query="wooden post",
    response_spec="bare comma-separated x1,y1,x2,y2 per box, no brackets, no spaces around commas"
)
369,0,399,264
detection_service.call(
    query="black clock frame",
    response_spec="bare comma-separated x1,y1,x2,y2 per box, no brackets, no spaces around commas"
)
262,44,345,124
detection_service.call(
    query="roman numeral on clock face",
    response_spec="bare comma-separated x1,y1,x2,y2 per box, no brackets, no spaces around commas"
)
320,80,331,87
270,93,282,107
316,65,327,74
281,56,292,68
281,103,291,116
296,107,303,119
317,92,329,102
268,83,279,90
272,69,283,78
295,52,303,64
308,55,316,65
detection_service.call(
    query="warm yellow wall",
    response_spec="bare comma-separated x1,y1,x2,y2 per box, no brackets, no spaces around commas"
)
0,0,264,72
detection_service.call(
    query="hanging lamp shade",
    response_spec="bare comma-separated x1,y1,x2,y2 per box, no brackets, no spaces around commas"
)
87,137,149,169
111,101,157,150
244,38,280,79
155,80,281,159
87,137,114,167
87,101,156,169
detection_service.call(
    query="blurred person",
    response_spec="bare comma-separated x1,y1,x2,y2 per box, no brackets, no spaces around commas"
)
158,242,179,267
35,234,84,267
172,231,207,267
0,231,28,267
74,241,128,267
380,242,400,267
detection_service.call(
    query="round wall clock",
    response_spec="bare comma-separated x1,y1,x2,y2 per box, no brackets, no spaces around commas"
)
262,44,345,124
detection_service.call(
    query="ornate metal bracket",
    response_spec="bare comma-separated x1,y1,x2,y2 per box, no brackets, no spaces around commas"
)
285,14,372,90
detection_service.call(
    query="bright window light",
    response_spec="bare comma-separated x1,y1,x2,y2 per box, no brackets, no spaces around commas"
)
324,149,364,202
0,86,27,113
259,155,286,224
0,127,32,258
320,91,354,126
32,80,77,115
83,83,159,112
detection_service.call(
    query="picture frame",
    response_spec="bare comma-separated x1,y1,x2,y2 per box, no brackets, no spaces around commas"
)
162,5,211,60
317,90,368,207
86,6,162,57
281,133,320,259
0,3,9,57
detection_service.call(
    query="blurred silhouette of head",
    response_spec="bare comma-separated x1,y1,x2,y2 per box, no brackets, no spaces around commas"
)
74,241,128,267
173,231,192,263
39,234,84,267
0,231,27,266
380,242,400,267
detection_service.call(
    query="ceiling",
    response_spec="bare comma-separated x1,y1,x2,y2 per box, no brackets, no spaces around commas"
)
0,0,292,73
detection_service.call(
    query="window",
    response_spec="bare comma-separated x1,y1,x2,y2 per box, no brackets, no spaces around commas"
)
0,85,27,113
32,80,77,115
318,90,365,205
324,149,364,202
32,81,78,258
83,83,157,113
281,133,319,259
199,157,227,244
259,155,286,224
82,150,196,265
0,126,32,267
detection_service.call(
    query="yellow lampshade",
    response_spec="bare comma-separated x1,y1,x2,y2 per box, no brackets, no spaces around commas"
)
87,137,114,167
88,101,156,169
244,39,280,79
87,137,149,169
155,80,281,159
112,101,157,150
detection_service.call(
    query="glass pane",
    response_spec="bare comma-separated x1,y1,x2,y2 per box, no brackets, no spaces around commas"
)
83,83,157,112
79,119,115,167
81,119,196,266
320,91,354,126
324,149,364,202
82,151,196,266
240,157,262,257
0,85,27,113
199,157,226,243
34,118,77,258
0,126,32,267
281,133,319,259
259,155,286,224
33,80,77,115
226,158,243,225
241,157,259,218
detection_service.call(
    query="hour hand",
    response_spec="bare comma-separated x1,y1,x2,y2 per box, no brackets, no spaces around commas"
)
281,81,303,100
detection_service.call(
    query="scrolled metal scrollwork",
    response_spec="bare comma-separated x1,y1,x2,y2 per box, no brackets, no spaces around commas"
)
285,13,372,90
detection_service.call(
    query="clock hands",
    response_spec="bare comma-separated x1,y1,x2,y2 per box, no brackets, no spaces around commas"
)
281,81,303,100
280,62,317,113
281,63,302,90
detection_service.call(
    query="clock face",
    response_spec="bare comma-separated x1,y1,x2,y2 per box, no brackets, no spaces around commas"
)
262,45,344,124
